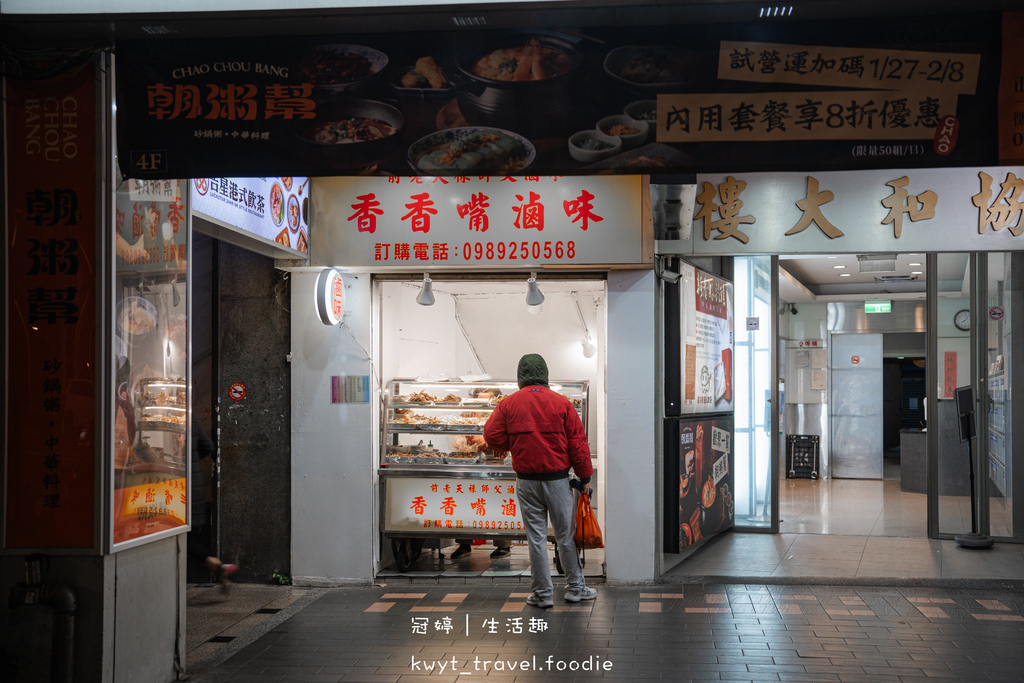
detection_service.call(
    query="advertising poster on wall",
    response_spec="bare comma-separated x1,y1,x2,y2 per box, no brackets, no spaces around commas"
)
115,12,1000,180
678,263,734,414
675,416,734,551
191,176,310,254
112,179,191,547
5,64,97,549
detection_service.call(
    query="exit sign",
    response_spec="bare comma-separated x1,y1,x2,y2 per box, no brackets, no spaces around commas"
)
865,299,892,314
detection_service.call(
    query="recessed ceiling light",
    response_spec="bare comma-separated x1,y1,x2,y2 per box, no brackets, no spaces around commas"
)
909,262,921,266
839,273,852,277
911,271,923,275
833,265,846,269
827,256,838,259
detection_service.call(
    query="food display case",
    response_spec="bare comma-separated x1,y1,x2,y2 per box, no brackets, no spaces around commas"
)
135,378,188,453
380,378,589,570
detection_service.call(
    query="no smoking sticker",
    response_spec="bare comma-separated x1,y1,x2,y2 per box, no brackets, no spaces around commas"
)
228,382,247,401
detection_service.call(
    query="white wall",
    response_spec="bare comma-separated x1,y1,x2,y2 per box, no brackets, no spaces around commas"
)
605,270,657,583
291,271,376,585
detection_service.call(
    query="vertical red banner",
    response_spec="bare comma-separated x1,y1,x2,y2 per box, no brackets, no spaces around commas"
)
5,64,97,548
943,351,958,399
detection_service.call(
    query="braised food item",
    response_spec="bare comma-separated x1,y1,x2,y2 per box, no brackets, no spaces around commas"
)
437,394,462,404
473,38,572,81
619,50,682,84
605,123,640,136
406,391,436,404
311,117,396,144
304,49,375,84
701,477,717,508
415,131,528,174
401,56,448,88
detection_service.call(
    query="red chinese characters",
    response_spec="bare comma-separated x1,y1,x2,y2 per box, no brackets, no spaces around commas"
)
457,192,491,233
563,190,603,231
440,496,457,516
471,497,487,516
513,191,545,231
402,192,438,233
410,496,427,515
146,82,316,121
349,193,384,234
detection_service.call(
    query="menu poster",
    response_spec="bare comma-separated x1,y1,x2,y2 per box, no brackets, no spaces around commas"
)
676,416,734,551
116,179,188,272
678,263,734,415
114,12,997,180
191,176,309,254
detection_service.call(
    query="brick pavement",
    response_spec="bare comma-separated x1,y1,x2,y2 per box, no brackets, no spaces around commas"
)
192,582,1024,682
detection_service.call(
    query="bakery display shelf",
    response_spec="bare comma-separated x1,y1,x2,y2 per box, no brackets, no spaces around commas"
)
137,420,186,434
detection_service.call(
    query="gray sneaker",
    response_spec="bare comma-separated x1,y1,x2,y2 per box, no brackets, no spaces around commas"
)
526,593,553,608
564,587,597,603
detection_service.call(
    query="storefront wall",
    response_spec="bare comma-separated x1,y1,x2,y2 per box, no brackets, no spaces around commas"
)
288,268,661,583
291,272,377,584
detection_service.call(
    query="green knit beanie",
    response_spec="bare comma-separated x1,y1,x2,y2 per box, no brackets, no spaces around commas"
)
517,353,549,388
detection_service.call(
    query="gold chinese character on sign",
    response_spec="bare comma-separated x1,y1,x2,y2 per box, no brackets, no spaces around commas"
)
696,176,755,243
972,171,1024,236
786,176,843,239
880,176,937,238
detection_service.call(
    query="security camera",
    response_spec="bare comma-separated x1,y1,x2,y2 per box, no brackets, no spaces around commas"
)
789,305,798,315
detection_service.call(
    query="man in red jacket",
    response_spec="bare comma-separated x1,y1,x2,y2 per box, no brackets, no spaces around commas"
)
483,353,597,607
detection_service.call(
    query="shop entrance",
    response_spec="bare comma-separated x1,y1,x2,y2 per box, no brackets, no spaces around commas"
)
374,275,608,577
774,252,929,538
763,250,1022,543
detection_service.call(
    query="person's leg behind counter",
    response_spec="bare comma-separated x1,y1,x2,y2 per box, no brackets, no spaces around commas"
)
539,478,588,596
516,478,556,602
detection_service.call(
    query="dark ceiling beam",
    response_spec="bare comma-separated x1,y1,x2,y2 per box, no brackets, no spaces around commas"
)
0,0,1017,46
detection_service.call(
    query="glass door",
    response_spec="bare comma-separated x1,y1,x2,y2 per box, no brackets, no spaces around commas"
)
931,253,975,537
733,255,776,530
929,252,1022,541
982,252,1020,539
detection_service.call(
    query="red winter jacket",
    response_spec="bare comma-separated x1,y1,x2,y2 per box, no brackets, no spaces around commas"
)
483,384,593,482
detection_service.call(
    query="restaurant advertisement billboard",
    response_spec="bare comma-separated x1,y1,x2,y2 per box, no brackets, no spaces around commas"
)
191,176,310,255
663,415,734,553
114,12,1006,179
678,264,734,415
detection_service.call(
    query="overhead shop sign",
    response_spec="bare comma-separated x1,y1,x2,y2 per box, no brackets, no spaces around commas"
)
309,175,646,268
114,12,1002,180
191,176,310,254
664,165,1024,255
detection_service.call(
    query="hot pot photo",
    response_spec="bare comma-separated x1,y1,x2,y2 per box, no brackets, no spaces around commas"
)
453,35,582,137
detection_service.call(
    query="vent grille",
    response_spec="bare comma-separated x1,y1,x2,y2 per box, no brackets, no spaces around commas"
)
874,275,918,283
858,253,897,273
452,16,487,27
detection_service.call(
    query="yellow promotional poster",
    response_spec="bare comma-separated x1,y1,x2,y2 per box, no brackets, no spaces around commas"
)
114,473,187,543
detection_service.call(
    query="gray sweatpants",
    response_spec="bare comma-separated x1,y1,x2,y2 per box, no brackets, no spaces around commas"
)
516,477,586,599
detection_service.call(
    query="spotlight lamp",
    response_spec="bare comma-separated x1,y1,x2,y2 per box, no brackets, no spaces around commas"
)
581,337,597,358
416,273,435,306
526,272,545,307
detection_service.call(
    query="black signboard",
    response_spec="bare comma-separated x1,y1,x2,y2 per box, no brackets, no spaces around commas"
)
955,384,976,443
115,13,1001,179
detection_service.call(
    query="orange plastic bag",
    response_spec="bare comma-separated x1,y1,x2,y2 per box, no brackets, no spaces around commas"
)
574,491,604,549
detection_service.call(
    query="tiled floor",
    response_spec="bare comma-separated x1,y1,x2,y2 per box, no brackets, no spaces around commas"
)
665,531,1024,583
188,465,1024,681
378,540,605,584
191,583,1024,682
